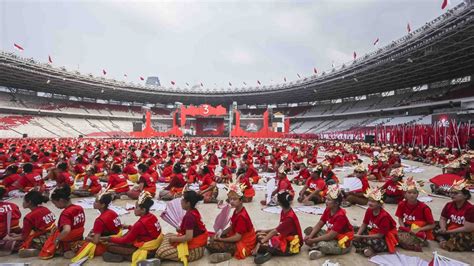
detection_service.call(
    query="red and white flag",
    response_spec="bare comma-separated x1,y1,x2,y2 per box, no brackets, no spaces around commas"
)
14,43,24,51
48,55,53,64
353,51,357,60
102,69,107,75
407,23,411,33
441,0,449,10
373,38,379,46
140,77,145,81
257,80,261,85
171,81,176,85
313,67,317,74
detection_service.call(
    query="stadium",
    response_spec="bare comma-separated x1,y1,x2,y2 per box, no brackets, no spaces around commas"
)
0,0,473,266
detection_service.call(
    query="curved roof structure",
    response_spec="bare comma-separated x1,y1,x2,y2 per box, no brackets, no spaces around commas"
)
0,2,473,106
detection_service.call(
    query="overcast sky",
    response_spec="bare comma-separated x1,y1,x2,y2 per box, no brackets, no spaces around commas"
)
0,0,464,88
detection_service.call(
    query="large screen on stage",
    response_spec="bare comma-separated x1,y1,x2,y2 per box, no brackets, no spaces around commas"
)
195,118,225,136
152,120,173,132
240,119,263,132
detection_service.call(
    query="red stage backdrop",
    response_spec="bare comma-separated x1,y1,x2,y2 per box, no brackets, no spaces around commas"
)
180,104,227,127
195,118,225,136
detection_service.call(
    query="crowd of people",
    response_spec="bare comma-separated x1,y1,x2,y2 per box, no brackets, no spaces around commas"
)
0,138,473,265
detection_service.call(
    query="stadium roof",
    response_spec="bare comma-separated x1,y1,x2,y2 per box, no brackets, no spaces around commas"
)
0,1,473,106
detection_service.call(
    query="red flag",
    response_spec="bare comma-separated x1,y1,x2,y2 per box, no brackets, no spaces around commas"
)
229,82,232,86
102,69,107,75
140,77,144,81
257,80,261,85
353,51,357,60
313,67,317,74
407,23,411,33
171,81,176,85
48,55,53,64
284,77,287,82
373,38,379,46
441,0,449,10
14,43,24,51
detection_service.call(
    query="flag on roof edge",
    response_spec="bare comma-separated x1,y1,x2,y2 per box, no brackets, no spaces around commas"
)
441,0,449,10
14,43,24,51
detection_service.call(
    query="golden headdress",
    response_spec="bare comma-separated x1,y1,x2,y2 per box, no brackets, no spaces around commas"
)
321,160,331,168
378,155,388,162
137,191,153,205
224,181,246,198
96,187,112,201
354,164,367,173
278,164,287,174
364,186,385,203
450,179,468,191
397,176,425,193
445,160,461,169
390,167,405,178
85,164,94,172
326,184,342,200
312,164,323,172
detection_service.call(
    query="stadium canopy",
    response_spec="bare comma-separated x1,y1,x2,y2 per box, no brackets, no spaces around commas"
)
0,1,473,106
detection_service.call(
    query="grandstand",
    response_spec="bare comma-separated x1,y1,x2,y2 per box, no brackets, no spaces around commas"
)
0,1,473,139
1,1,474,266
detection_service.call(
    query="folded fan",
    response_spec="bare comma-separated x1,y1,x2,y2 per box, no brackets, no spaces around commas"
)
430,251,469,266
369,252,428,266
429,174,463,187
341,177,362,192
266,178,276,204
213,203,232,233
160,198,186,229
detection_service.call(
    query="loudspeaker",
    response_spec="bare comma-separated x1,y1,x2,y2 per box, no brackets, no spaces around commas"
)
175,111,181,126
365,135,375,144
469,138,474,149
132,122,143,132
22,133,28,138
268,108,273,124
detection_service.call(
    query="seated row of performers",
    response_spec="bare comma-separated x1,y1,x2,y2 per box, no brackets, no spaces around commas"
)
0,177,472,265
